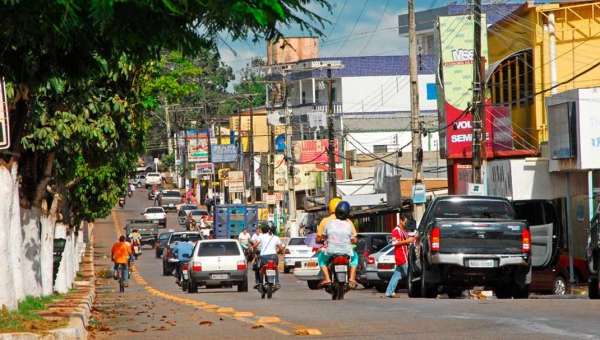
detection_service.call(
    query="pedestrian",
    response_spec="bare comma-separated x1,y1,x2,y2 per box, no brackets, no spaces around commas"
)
385,213,414,298
191,193,198,205
186,188,192,204
205,193,213,216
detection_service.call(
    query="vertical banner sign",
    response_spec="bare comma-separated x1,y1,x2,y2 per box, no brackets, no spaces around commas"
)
187,130,209,162
436,15,490,158
0,79,10,150
228,171,245,193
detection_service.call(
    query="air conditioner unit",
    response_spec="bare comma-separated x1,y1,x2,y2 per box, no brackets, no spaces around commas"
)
308,110,326,128
268,111,286,126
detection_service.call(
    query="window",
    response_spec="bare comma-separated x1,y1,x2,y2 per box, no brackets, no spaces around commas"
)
146,208,164,213
302,91,306,104
171,233,203,243
433,200,514,219
370,236,389,253
287,238,306,246
373,145,388,153
162,191,181,197
197,242,241,256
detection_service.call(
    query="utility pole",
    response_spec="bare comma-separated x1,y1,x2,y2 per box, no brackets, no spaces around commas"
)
282,74,298,237
249,96,256,204
326,67,337,203
472,0,485,184
408,0,425,221
165,98,173,156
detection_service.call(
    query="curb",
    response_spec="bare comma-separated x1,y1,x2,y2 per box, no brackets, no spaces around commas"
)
0,236,96,340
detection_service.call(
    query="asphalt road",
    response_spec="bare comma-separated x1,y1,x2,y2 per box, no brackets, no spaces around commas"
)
90,190,600,340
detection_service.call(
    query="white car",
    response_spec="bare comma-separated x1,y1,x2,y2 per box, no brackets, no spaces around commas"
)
142,206,167,227
187,239,248,293
283,237,313,273
129,174,146,188
293,252,322,290
366,244,395,292
145,172,162,188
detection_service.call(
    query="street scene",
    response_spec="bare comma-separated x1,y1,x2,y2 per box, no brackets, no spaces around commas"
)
2,1,600,340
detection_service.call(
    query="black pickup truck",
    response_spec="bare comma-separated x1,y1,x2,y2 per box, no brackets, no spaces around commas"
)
408,196,532,299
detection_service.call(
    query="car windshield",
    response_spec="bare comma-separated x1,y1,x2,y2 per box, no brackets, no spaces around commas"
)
181,205,196,211
287,238,306,246
433,200,514,219
196,242,241,256
170,233,202,243
158,233,171,240
190,210,208,216
162,191,181,197
145,208,163,213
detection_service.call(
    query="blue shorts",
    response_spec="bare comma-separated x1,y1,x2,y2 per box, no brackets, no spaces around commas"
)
317,250,358,267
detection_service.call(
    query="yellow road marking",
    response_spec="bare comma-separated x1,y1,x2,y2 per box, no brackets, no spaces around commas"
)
110,210,319,336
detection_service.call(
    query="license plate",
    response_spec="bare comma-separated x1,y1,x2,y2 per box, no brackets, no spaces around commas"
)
266,270,276,276
169,204,174,207
468,259,495,268
334,265,347,272
211,274,228,280
298,250,309,253
307,262,318,268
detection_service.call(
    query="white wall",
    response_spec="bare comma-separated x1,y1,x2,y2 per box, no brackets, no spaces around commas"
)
341,74,437,114
347,131,440,153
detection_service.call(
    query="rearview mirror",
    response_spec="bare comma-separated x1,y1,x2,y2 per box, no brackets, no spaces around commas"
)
405,219,417,232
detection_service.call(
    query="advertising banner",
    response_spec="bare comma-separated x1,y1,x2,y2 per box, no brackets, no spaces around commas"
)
273,154,321,191
292,139,339,163
436,14,490,158
490,106,514,152
211,144,238,163
186,130,209,162
195,163,214,175
228,171,245,193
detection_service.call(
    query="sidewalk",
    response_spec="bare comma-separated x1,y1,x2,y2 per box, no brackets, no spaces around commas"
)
0,237,96,340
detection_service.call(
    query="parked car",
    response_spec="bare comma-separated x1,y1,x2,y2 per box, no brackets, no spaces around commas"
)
559,254,588,284
364,244,394,291
155,231,173,258
185,209,210,230
161,231,203,276
293,252,322,290
145,172,163,188
159,190,182,212
129,174,146,188
187,239,249,293
178,204,199,225
142,206,167,227
530,262,569,295
355,232,392,287
283,237,313,273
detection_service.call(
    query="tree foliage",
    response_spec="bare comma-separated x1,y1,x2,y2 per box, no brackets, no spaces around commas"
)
0,0,332,223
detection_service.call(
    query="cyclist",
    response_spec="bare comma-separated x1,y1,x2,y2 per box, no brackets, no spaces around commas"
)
111,236,132,287
172,233,194,284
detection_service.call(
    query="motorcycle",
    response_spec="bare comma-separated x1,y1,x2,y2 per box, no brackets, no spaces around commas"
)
257,259,279,299
131,240,141,259
324,255,351,300
118,197,126,208
128,190,133,197
178,253,191,292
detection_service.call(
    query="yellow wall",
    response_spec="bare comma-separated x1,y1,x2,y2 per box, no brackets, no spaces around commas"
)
230,114,286,153
488,2,600,147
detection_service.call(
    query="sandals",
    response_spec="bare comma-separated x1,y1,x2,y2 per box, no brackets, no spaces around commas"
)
318,280,332,288
348,282,358,289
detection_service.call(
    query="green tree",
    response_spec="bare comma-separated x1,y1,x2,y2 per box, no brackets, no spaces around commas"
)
234,58,268,108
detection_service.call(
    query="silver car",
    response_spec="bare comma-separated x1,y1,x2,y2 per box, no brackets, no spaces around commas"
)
364,244,394,291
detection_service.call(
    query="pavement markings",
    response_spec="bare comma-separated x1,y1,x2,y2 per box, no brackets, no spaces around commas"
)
110,209,321,336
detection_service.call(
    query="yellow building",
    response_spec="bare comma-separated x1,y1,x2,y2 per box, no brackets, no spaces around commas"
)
487,1,600,149
229,108,286,153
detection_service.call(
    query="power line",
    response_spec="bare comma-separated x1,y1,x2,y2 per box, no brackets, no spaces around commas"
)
332,0,369,57
358,0,391,56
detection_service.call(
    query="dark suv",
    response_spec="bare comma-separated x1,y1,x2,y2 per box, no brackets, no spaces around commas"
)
355,232,392,287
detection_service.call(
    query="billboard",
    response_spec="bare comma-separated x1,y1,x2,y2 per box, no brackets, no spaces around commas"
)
436,14,490,158
490,106,513,152
211,144,238,163
292,139,339,163
186,130,209,162
273,154,321,191
228,171,245,193
195,163,214,175
547,102,577,159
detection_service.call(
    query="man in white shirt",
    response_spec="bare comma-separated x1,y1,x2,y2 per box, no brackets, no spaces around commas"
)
252,225,283,288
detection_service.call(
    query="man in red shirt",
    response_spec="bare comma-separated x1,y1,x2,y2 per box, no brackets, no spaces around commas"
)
385,213,414,298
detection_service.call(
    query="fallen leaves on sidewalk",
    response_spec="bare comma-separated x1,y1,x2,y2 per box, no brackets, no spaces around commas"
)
199,321,213,326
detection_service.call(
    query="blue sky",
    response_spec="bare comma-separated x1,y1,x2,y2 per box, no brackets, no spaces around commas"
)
219,0,552,90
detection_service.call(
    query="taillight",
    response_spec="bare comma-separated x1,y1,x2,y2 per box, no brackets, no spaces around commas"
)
163,213,167,219
156,242,160,247
363,251,370,257
431,227,440,252
285,248,291,254
192,261,202,271
522,228,531,253
237,260,246,270
166,248,171,258
266,261,277,269
144,215,148,219
367,257,375,265
182,263,188,271
333,256,349,265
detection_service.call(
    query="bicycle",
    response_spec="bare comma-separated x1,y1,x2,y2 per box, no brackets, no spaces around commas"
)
116,263,127,292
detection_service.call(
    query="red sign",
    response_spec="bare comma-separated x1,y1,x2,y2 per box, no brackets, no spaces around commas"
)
292,139,339,164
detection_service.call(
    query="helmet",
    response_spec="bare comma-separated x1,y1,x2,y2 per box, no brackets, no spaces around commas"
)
335,201,351,220
180,233,189,241
132,228,137,232
329,198,342,214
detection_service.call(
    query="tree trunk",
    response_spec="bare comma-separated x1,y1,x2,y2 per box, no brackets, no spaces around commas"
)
20,207,43,297
54,223,75,294
0,162,19,310
39,208,57,296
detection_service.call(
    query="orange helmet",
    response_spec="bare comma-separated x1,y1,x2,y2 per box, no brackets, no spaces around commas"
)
328,198,342,214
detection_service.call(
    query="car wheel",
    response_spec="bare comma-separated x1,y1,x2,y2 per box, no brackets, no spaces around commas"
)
283,266,291,274
361,283,373,289
445,288,463,299
188,280,198,293
420,265,438,298
589,277,600,299
553,276,567,295
162,263,168,276
494,284,514,299
375,283,387,293
513,283,530,299
238,277,249,292
407,262,421,298
307,280,320,290
156,252,161,259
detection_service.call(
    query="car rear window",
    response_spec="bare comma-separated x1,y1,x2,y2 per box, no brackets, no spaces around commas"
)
370,236,389,253
162,191,181,197
197,242,241,256
158,233,171,240
170,233,202,243
190,210,208,216
433,200,514,219
147,173,160,177
146,208,164,213
287,238,306,246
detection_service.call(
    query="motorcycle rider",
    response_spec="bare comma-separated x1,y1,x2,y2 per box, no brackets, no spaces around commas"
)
128,183,135,196
238,227,252,251
252,224,283,289
317,198,359,287
172,233,194,284
317,201,358,288
128,228,142,254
